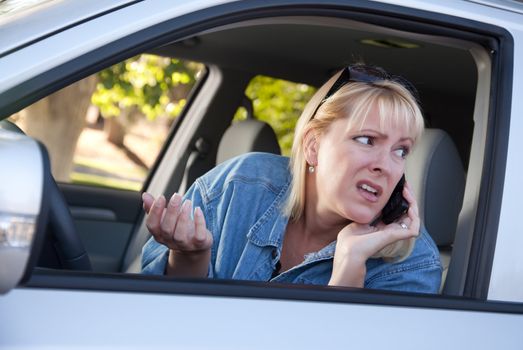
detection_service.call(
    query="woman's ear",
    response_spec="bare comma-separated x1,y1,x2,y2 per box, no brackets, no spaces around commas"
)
303,128,319,166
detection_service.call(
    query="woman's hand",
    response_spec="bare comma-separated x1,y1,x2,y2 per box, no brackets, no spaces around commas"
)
143,192,213,277
328,182,420,288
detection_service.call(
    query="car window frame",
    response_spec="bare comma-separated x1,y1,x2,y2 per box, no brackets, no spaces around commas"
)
0,0,515,310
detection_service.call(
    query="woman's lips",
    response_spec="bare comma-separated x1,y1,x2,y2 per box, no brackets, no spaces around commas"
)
356,181,382,203
358,186,379,202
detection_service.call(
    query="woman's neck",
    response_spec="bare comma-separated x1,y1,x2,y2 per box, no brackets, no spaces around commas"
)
299,175,350,244
297,209,344,245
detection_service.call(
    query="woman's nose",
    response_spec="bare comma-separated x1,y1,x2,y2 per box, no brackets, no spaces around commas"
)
370,149,392,174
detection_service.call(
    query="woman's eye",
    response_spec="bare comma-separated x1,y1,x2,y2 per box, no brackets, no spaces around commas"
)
394,147,409,159
354,136,372,145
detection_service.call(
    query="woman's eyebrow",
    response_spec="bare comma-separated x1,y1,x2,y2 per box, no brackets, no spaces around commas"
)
357,129,414,143
357,129,385,137
400,137,415,143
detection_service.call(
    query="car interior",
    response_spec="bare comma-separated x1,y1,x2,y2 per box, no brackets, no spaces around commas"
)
7,12,493,297
122,16,487,296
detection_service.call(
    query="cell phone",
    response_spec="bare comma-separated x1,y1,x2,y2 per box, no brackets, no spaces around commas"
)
380,174,409,225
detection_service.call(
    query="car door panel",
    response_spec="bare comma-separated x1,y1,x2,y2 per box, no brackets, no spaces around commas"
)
59,184,143,272
2,0,523,347
1,281,522,349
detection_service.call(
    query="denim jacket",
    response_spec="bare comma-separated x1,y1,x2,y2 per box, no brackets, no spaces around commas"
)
142,152,442,293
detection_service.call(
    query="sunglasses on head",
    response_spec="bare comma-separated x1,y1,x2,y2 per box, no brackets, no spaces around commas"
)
315,65,419,116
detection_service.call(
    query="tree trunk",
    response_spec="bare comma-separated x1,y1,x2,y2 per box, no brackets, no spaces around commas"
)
104,107,141,147
105,115,126,147
19,76,97,182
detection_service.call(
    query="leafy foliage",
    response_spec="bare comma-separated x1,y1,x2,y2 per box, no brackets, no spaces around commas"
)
234,76,316,156
92,53,316,156
92,55,204,120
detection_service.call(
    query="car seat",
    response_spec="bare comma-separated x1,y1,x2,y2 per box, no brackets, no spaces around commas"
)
405,128,465,292
215,95,281,164
178,95,280,193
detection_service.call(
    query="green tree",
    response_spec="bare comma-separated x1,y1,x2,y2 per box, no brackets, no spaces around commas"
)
235,76,316,156
92,54,203,145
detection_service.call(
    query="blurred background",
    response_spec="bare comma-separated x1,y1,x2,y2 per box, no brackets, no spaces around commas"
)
9,53,316,191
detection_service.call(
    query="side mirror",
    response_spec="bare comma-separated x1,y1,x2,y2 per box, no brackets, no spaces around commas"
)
0,128,49,294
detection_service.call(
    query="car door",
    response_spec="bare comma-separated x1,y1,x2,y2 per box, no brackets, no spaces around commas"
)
1,0,523,348
58,184,143,272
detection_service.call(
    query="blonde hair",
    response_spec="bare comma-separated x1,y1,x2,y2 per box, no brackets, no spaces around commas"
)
285,68,425,221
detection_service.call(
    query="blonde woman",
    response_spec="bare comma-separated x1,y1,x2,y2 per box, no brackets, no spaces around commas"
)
141,64,441,293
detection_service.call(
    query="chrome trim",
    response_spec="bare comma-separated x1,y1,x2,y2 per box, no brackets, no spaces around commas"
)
0,128,43,293
0,214,36,248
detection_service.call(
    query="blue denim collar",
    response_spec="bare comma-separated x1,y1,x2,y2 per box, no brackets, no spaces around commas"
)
303,241,337,261
245,177,338,264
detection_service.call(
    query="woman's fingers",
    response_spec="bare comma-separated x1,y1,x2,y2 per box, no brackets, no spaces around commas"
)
145,195,166,243
407,206,420,235
142,192,155,214
403,182,419,217
343,222,375,236
194,206,212,249
335,182,423,263
337,221,417,262
173,200,193,247
386,224,417,242
144,193,212,253
159,193,183,239
355,225,414,259
402,182,420,236
173,202,212,252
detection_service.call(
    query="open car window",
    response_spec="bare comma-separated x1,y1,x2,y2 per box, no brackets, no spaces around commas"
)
127,15,489,299
0,0,517,308
9,55,204,191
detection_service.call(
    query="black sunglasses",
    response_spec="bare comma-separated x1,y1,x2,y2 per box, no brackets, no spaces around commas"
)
314,65,419,116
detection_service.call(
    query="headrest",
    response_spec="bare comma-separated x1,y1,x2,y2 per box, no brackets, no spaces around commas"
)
406,129,465,246
216,119,281,164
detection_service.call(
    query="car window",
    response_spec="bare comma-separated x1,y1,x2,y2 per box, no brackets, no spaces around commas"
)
9,54,204,191
0,0,516,307
233,75,316,156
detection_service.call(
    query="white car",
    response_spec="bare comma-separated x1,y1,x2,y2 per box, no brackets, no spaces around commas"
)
1,0,522,348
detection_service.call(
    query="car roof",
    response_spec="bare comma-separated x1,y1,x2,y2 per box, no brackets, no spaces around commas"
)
152,17,477,100
0,0,513,113
0,0,136,56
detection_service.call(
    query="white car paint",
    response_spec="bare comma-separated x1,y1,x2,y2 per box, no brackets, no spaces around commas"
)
0,0,236,94
1,0,523,348
1,288,522,349
377,0,523,303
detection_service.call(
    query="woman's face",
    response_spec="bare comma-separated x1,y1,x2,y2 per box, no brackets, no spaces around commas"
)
313,104,414,224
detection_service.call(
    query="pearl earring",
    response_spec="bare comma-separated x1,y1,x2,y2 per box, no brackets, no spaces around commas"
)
308,165,315,173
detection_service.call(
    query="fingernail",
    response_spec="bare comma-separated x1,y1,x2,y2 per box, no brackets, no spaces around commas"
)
194,206,202,217
182,199,192,213
169,193,182,207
